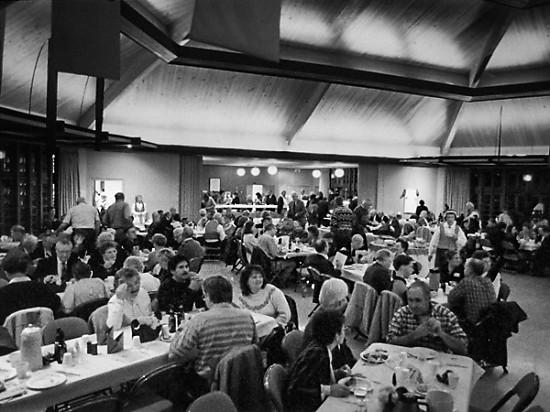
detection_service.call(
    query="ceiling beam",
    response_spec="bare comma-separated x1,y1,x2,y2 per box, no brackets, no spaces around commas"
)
440,102,465,156
477,66,550,87
472,80,550,101
78,50,162,128
486,0,550,8
468,6,515,86
120,0,178,62
285,82,330,145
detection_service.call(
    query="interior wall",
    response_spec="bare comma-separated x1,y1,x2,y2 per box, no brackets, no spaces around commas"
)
376,164,442,216
78,149,181,215
202,165,319,200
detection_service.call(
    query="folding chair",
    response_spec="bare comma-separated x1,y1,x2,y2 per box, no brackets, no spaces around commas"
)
489,372,540,412
264,364,288,412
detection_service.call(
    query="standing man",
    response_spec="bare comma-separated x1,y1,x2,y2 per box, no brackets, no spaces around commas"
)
331,196,354,251
353,199,371,235
288,192,308,226
428,210,467,270
103,192,133,243
277,190,288,215
168,276,257,398
56,197,101,254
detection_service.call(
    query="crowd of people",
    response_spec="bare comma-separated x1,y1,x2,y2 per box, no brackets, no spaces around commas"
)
0,189,547,410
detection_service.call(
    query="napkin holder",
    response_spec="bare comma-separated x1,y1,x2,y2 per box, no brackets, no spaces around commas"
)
130,320,161,343
107,328,124,354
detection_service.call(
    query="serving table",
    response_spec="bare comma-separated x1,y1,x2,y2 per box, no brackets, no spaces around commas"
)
316,342,484,412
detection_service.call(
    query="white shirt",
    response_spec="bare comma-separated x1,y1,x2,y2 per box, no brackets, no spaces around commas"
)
140,272,160,293
106,287,152,330
428,222,467,255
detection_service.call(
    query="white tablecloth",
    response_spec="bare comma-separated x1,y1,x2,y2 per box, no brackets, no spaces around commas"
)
316,342,484,412
0,328,170,412
250,312,279,338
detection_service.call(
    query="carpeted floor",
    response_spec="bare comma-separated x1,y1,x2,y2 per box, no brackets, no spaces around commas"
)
198,260,549,411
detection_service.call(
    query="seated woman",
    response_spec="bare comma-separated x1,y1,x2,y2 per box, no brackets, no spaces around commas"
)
302,278,355,370
439,250,464,284
241,220,258,255
306,225,320,247
61,261,111,314
285,310,351,412
157,255,205,313
236,265,291,327
89,241,125,280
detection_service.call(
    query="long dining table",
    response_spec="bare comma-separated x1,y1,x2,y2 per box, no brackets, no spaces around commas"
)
0,312,277,411
316,342,484,412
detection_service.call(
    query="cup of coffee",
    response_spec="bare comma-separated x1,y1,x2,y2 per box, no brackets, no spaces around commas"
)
426,390,453,412
447,371,459,389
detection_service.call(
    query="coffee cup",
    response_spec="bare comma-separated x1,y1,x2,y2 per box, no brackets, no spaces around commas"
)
426,390,453,412
447,371,459,389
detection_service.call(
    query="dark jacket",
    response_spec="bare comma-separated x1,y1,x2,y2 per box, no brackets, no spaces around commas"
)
33,254,79,292
363,262,392,295
285,340,332,412
0,281,61,324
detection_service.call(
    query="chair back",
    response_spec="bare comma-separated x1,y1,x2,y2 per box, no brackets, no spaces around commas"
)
366,290,403,346
0,326,17,356
88,305,109,344
186,391,237,412
72,298,110,322
212,344,267,411
284,294,299,331
306,266,324,283
344,282,378,335
498,282,510,302
264,364,288,412
281,330,304,365
251,247,273,281
43,317,90,345
237,241,248,266
3,307,54,347
260,326,286,367
126,362,187,408
490,372,540,412
189,256,205,274
65,395,122,412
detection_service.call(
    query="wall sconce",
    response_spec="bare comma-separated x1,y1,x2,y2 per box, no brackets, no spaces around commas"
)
523,174,532,182
251,167,260,176
237,168,245,176
312,169,321,178
267,166,278,175
334,168,345,178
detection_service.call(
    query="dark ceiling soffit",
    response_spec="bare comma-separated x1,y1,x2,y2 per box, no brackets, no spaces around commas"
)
486,0,550,8
120,0,550,102
400,155,549,166
160,144,402,165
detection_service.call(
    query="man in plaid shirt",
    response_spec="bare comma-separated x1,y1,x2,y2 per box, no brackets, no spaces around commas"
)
447,258,496,333
387,281,467,355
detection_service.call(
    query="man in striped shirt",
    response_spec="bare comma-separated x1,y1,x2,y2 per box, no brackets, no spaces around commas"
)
169,275,257,397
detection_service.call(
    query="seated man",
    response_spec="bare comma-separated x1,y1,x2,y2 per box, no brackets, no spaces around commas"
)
157,255,205,313
0,249,61,324
303,240,341,303
391,254,414,304
33,238,78,292
285,310,351,412
168,276,257,397
387,281,467,355
363,248,393,295
177,226,205,261
257,223,295,284
106,268,154,330
123,256,160,294
447,258,497,334
119,226,140,256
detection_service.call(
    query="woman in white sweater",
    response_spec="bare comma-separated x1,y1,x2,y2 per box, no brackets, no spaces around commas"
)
237,265,291,327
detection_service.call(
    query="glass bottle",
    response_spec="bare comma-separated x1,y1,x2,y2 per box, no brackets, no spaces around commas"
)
54,328,67,364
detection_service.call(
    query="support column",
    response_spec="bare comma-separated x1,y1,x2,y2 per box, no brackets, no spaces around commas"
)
179,154,203,222
357,163,378,209
318,169,330,197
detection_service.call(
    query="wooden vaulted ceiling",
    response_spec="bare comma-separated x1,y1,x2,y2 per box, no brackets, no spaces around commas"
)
1,0,550,164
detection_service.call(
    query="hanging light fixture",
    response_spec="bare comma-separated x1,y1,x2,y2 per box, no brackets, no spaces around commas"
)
251,167,260,176
237,168,245,176
334,168,345,178
312,169,321,178
267,166,278,175
523,174,532,182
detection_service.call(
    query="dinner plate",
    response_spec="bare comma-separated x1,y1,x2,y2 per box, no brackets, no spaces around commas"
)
26,373,67,390
409,347,438,360
360,349,389,364
0,368,16,381
338,376,374,394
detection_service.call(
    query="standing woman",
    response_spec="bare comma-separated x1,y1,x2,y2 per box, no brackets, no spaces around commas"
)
132,195,148,230
237,265,290,327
